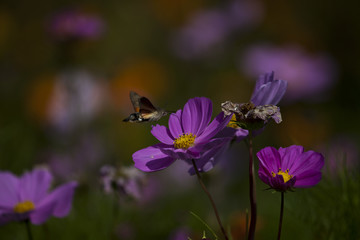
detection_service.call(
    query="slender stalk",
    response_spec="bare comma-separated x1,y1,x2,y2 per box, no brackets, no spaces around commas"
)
247,132,257,240
277,192,285,240
25,219,33,240
191,159,229,240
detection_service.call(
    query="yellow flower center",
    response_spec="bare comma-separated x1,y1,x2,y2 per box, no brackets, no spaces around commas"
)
272,168,293,183
13,200,35,213
173,133,196,149
227,114,239,129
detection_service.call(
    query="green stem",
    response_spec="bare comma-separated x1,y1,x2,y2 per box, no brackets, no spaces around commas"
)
191,159,229,240
25,219,33,240
277,192,285,240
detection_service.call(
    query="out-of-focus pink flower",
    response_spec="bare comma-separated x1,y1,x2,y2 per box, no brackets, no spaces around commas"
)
172,0,263,60
168,227,191,240
48,134,104,180
99,165,146,200
48,70,105,132
319,136,359,175
48,8,105,41
241,44,337,102
0,168,77,225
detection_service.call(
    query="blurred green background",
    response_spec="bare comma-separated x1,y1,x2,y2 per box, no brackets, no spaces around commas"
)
0,0,359,239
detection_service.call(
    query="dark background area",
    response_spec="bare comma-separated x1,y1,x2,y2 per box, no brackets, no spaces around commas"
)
0,0,359,239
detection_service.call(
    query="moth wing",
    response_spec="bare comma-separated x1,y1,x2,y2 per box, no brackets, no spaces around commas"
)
139,97,158,112
130,91,142,112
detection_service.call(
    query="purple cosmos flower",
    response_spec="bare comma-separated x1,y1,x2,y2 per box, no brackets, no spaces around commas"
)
132,97,232,172
241,44,337,102
171,10,230,60
256,145,324,192
48,8,105,41
171,0,263,60
0,168,77,225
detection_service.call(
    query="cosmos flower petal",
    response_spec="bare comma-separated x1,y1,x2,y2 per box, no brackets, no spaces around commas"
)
181,97,200,134
269,175,296,191
294,170,322,187
217,127,249,142
251,80,287,106
19,169,53,204
258,171,271,185
256,147,281,176
169,110,183,139
195,112,231,144
188,140,230,175
191,137,232,154
290,151,324,175
196,97,213,135
151,124,174,145
254,71,275,91
31,181,77,224
0,212,21,226
278,145,304,170
0,172,19,209
162,147,199,160
133,144,176,172
234,128,249,141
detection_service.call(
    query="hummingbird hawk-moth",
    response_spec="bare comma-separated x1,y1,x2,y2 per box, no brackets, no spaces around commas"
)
123,91,170,123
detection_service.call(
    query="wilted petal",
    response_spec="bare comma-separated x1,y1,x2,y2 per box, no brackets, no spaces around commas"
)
133,144,176,172
245,105,282,123
221,101,240,115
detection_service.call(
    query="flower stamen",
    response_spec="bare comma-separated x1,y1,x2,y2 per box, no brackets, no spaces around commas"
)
13,200,35,213
272,169,293,183
173,133,196,149
227,114,239,129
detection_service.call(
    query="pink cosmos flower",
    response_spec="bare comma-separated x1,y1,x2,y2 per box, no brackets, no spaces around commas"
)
256,145,324,192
